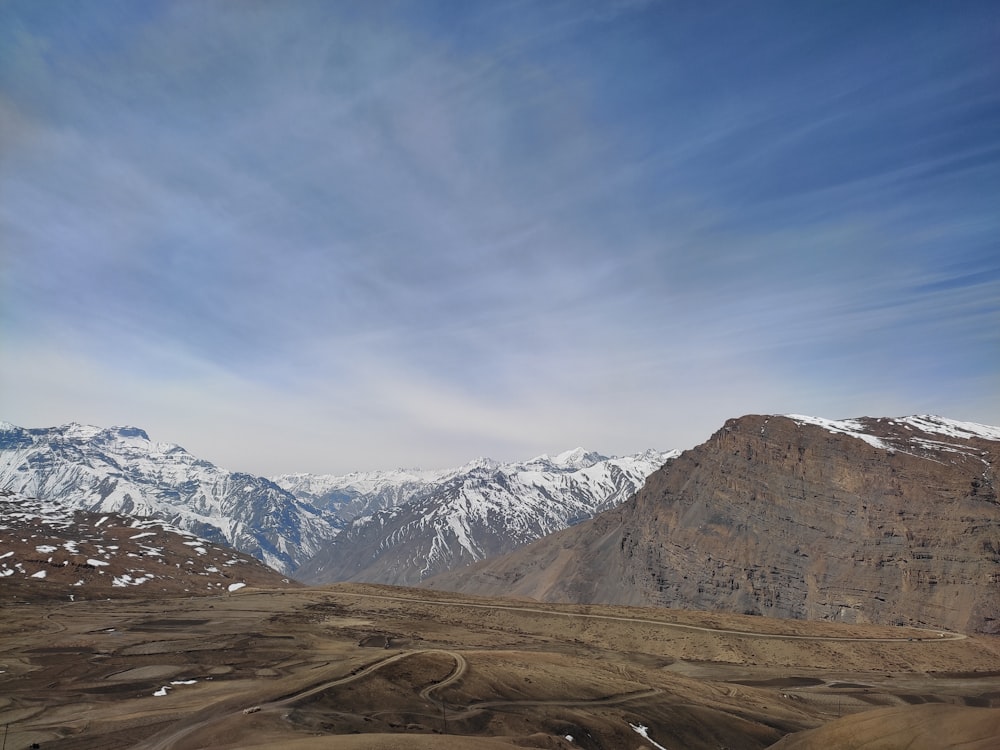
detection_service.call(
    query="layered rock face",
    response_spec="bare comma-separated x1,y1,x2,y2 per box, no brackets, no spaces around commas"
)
426,415,1000,634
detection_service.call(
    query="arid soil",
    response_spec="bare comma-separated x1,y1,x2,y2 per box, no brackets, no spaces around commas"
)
2,583,999,749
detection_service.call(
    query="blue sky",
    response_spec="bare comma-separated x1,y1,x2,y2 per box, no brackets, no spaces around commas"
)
1,0,998,474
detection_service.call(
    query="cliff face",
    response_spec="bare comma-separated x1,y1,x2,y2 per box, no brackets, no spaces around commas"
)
425,415,1000,634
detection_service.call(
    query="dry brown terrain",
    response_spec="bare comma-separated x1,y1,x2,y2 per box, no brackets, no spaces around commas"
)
2,583,999,749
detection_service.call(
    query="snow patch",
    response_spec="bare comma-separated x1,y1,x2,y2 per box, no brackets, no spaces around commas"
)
898,415,1000,442
227,582,246,592
630,723,668,750
785,415,888,449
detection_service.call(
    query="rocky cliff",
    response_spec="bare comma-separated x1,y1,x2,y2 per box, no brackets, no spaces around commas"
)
424,415,1000,634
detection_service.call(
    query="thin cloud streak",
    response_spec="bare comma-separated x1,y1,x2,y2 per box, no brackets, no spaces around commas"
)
1,1,997,473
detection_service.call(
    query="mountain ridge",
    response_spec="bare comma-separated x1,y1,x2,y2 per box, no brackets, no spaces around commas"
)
424,413,1000,634
1,420,672,585
0,422,338,574
296,447,677,586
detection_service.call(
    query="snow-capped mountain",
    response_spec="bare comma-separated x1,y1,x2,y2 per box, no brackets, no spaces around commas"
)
0,422,338,574
295,447,678,586
270,466,454,525
1,420,675,584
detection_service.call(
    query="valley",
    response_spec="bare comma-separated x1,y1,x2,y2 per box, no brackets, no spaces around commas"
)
2,584,998,749
3,412,1000,747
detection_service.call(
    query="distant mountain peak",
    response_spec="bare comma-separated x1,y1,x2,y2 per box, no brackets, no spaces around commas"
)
524,447,609,470
296,447,676,586
551,447,608,468
459,456,502,472
0,421,339,574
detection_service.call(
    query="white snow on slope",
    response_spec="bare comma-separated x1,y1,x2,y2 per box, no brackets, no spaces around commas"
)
785,414,1000,457
897,415,1000,442
0,492,273,591
785,415,889,449
304,448,678,585
630,723,669,750
0,422,338,573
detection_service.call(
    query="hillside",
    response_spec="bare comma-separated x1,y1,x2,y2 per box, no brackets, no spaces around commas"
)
425,414,1000,634
0,489,294,599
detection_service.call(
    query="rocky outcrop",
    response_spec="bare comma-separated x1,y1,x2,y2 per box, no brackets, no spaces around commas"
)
425,415,1000,634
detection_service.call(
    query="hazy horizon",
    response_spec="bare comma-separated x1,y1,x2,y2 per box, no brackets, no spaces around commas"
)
2,1,997,474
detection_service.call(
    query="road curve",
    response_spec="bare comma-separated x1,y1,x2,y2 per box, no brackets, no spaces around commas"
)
134,649,467,750
419,650,467,703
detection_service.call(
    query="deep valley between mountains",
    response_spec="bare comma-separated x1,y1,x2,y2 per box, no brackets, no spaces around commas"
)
1,413,999,749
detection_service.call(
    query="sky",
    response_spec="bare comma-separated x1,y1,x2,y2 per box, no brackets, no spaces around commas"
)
1,0,998,475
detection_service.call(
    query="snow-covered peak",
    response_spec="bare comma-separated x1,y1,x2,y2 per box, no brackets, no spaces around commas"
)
0,421,338,574
297,446,676,586
58,422,106,441
526,447,609,470
552,447,608,468
458,456,502,473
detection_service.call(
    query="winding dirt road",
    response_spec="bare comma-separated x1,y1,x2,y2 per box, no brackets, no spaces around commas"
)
418,649,467,703
134,649,467,750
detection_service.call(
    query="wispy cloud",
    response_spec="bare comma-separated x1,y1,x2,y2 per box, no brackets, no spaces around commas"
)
1,1,997,472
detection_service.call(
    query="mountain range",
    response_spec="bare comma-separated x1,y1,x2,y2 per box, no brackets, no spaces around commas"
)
425,414,1000,634
295,447,676,586
0,421,670,584
0,422,335,574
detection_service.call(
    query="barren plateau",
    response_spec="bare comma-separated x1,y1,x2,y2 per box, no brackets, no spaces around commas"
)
2,583,999,749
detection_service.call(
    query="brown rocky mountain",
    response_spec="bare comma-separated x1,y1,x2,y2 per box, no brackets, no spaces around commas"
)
424,414,1000,634
0,489,296,600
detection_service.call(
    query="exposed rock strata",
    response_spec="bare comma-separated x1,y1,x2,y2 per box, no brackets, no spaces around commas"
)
425,415,1000,634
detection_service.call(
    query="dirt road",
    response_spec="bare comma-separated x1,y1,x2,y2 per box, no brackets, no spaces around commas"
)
321,589,967,642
